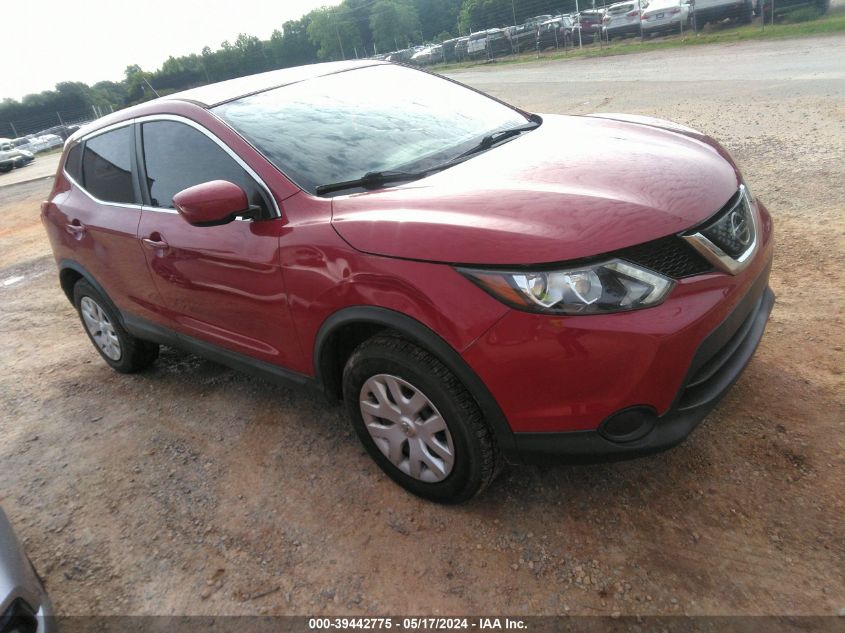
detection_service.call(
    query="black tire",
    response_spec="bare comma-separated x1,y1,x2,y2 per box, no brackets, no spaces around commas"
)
343,333,500,503
73,279,159,373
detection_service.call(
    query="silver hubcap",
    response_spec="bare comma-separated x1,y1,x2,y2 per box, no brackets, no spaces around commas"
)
359,374,455,483
80,296,122,361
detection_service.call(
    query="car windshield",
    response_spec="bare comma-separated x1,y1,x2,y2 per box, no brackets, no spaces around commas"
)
213,64,529,195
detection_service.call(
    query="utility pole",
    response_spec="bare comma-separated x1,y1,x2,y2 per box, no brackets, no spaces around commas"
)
9,122,18,137
511,0,517,25
56,111,64,125
335,22,345,59
639,0,644,40
576,0,583,48
143,77,160,97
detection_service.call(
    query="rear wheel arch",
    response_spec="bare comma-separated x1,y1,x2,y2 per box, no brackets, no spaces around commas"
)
313,306,518,457
58,260,121,319
59,267,83,303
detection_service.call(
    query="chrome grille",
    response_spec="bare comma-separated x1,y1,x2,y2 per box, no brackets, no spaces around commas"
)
682,185,759,275
616,236,713,279
699,189,755,257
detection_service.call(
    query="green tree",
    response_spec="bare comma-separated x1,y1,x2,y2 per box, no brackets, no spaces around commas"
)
306,6,363,60
269,17,318,68
124,65,158,104
370,0,420,52
411,0,462,40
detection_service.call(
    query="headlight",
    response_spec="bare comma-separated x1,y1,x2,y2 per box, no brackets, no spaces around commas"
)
458,258,674,315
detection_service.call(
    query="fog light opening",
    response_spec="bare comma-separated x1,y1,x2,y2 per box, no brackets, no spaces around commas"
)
599,407,657,443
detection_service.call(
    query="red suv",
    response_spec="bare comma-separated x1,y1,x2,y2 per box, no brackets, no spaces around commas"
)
42,61,774,502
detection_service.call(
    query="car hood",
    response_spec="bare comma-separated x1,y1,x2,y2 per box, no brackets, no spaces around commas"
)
330,113,740,265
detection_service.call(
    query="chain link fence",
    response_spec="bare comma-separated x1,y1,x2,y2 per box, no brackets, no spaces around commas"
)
0,105,109,139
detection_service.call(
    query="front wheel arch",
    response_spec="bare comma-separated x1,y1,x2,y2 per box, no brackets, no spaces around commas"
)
313,306,518,458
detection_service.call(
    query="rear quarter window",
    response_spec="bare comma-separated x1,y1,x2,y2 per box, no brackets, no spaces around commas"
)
64,143,83,183
81,127,136,205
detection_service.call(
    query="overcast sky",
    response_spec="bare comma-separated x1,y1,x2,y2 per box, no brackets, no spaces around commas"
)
2,0,340,101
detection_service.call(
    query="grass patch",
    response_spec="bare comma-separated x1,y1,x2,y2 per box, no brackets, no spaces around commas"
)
437,7,845,71
781,7,824,22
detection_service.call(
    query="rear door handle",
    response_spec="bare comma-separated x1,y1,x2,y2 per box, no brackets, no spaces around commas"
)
141,234,169,250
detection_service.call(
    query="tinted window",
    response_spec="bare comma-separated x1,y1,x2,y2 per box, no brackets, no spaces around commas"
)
141,121,267,213
213,64,528,195
82,127,135,204
65,143,83,183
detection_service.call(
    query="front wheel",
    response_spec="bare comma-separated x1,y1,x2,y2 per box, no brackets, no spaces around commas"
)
343,334,500,503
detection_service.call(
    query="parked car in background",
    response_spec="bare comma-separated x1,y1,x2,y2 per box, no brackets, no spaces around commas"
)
466,28,511,59
485,28,512,56
13,149,35,168
1,507,55,632
467,31,489,58
386,48,415,63
576,9,606,37
411,46,434,65
43,61,774,501
454,36,470,60
641,0,691,34
759,0,828,20
603,1,643,38
441,38,460,62
691,0,753,25
524,14,554,27
508,23,539,52
537,16,589,50
0,139,36,168
40,134,64,150
24,137,50,153
0,150,15,173
411,45,445,66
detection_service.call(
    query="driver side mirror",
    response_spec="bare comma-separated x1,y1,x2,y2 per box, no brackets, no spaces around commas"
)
172,180,252,226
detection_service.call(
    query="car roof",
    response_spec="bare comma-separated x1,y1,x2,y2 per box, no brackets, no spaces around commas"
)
163,60,385,108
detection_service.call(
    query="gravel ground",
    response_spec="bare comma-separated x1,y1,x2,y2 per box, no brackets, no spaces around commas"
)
1,36,843,618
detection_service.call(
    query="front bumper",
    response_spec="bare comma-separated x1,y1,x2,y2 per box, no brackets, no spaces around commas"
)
461,200,774,463
642,17,685,32
513,281,774,462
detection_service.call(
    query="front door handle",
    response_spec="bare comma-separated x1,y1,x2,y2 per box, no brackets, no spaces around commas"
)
141,233,169,250
65,220,87,237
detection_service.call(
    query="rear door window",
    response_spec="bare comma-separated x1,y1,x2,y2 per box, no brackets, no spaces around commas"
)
81,127,136,204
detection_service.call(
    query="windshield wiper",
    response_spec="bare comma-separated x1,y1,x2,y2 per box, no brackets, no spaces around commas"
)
315,170,427,196
314,118,541,196
452,120,541,161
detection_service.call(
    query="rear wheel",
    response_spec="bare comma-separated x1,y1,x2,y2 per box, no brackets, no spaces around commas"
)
343,334,500,503
73,280,159,373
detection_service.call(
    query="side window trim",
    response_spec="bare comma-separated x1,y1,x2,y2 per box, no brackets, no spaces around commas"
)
134,114,281,220
65,119,143,210
133,121,152,208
